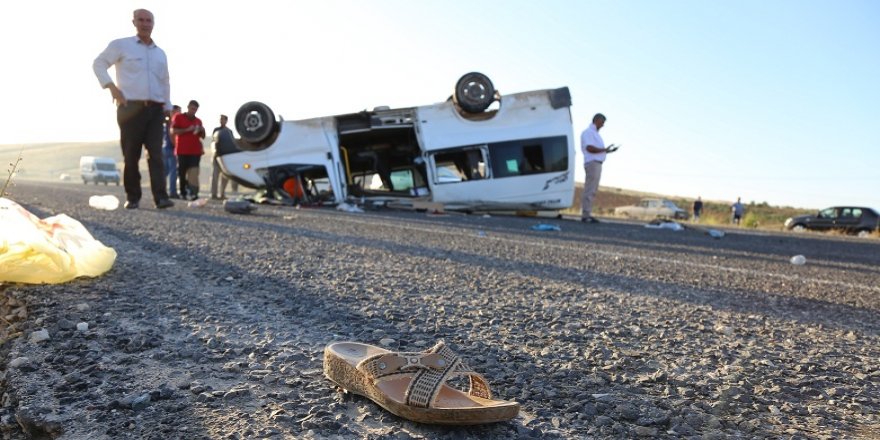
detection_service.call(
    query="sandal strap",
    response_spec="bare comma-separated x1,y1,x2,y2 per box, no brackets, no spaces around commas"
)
462,368,493,401
358,351,451,380
355,341,494,408
426,354,492,401
404,342,462,408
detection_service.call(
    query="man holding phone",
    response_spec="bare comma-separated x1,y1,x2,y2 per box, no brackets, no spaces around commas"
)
581,113,618,223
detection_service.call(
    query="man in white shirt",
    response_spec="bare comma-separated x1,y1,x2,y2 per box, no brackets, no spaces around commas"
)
93,9,173,210
581,113,616,223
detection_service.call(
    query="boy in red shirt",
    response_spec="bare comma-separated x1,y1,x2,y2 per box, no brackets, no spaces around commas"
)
172,100,206,200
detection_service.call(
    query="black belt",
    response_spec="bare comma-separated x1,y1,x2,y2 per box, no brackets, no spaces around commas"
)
127,100,164,107
586,161,603,165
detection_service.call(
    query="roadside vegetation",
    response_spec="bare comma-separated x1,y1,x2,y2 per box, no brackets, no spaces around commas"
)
2,152,22,198
686,200,805,230
566,185,872,235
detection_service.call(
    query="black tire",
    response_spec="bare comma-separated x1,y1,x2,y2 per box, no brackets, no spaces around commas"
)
453,72,495,113
235,101,276,144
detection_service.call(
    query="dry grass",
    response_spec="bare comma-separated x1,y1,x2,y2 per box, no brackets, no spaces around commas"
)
561,185,643,216
2,151,22,198
570,184,769,226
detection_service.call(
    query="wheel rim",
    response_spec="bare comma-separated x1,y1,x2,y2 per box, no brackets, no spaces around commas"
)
462,81,489,102
243,111,264,134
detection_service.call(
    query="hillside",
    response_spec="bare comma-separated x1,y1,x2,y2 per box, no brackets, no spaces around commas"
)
1,140,211,187
1,141,122,181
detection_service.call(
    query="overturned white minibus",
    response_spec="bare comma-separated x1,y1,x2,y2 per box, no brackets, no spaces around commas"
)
219,73,575,212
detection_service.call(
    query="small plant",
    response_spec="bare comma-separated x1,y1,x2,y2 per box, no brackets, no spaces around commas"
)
2,151,23,198
742,212,761,229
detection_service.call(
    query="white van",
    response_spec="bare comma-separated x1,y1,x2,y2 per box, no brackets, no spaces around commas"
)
220,72,575,212
80,156,120,185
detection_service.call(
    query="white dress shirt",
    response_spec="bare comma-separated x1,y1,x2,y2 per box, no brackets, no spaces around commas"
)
93,36,171,112
581,123,606,164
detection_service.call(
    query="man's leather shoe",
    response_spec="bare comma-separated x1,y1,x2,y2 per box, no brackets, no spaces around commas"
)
581,216,600,224
156,198,174,209
124,201,139,209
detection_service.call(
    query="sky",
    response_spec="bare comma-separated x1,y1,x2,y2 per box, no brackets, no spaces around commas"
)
1,0,878,210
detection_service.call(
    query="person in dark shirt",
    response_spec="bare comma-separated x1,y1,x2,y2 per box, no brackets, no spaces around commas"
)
693,196,703,222
210,115,240,199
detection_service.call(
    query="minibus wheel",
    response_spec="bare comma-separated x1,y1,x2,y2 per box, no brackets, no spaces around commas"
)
453,72,495,113
235,101,276,144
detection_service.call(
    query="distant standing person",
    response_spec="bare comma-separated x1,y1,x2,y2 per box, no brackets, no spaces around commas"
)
731,197,745,225
163,104,182,198
581,113,617,223
93,8,174,210
172,100,206,200
693,196,703,222
210,115,240,199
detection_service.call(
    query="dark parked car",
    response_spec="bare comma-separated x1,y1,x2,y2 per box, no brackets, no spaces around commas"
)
784,206,879,237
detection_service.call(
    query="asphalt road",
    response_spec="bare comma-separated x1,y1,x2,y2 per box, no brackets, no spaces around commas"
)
1,180,878,439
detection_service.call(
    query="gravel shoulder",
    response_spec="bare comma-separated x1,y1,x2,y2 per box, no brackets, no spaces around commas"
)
1,181,879,439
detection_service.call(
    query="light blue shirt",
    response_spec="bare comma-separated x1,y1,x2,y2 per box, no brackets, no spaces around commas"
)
93,36,171,112
732,202,744,215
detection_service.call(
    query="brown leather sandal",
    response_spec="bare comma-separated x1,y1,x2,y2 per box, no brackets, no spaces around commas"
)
323,341,519,425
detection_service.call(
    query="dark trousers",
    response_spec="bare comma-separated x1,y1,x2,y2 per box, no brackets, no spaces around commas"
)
117,102,168,203
178,154,201,198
